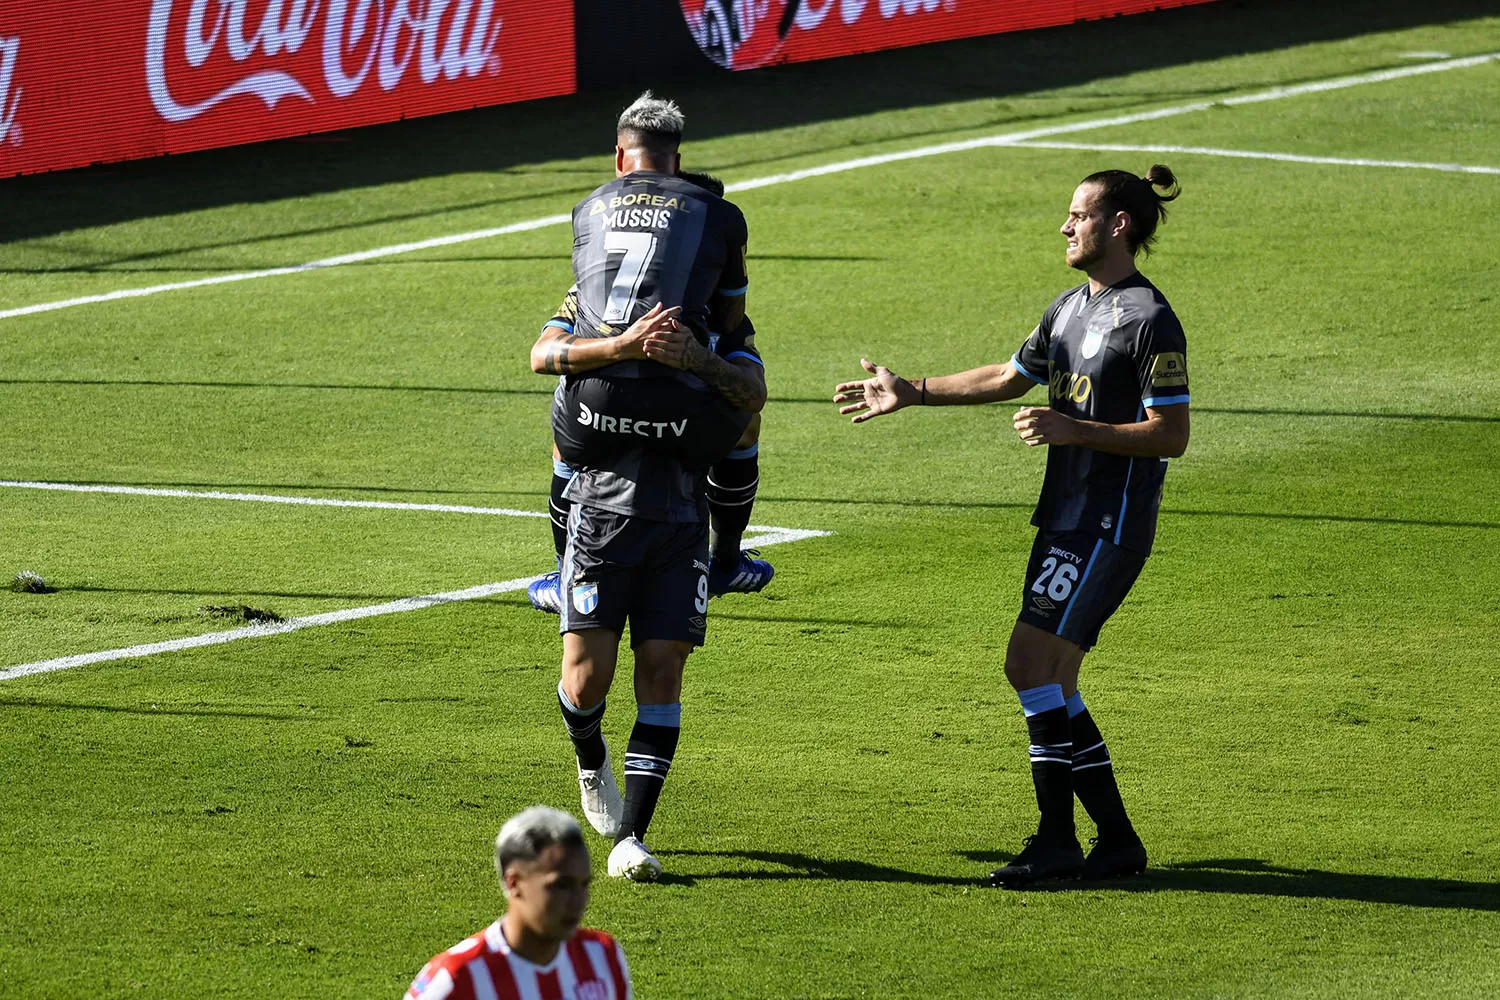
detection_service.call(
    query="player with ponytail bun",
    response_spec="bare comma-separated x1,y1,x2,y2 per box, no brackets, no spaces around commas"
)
836,165,1194,886
1079,164,1181,257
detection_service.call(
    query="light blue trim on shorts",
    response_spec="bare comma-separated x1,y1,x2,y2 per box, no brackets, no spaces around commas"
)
1057,540,1104,633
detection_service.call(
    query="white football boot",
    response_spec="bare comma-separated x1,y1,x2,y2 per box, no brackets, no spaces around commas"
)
577,747,623,838
607,836,663,882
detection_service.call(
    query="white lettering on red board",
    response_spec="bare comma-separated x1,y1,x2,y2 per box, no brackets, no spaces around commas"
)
793,0,950,31
0,37,21,146
145,1,504,123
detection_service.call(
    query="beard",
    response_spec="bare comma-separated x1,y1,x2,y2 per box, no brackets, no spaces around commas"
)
1066,235,1107,271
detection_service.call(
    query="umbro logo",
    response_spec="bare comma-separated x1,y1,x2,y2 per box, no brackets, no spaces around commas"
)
1032,596,1056,611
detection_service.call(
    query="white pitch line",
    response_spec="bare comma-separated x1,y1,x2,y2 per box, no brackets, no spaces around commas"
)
1008,140,1500,176
3,52,1493,323
0,480,548,518
0,577,536,682
0,482,835,548
0,524,831,682
1011,141,1500,175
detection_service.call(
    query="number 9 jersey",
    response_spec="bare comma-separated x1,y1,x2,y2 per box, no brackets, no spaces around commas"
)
570,169,749,375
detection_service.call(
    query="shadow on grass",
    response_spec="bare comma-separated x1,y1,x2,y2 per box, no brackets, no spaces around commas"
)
60,585,410,602
954,852,1500,909
5,379,1497,428
757,495,1500,531
667,850,1500,909
0,696,313,722
1,477,545,499
0,253,883,276
662,849,974,887
0,378,554,398
709,611,907,628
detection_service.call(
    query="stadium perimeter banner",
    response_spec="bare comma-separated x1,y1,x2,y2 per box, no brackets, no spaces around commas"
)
0,2,575,177
577,1,1224,84
661,1,1223,73
1,2,1219,177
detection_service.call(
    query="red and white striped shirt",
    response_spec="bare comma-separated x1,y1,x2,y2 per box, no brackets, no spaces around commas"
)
406,921,631,1000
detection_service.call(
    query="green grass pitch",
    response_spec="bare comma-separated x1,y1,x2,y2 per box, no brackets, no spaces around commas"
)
2,2,1498,996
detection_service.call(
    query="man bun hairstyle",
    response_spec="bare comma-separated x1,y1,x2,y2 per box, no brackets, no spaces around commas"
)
1082,164,1181,257
494,805,586,882
617,90,685,156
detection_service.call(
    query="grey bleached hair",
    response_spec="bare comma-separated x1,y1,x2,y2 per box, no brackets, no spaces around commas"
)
616,90,684,147
494,806,587,881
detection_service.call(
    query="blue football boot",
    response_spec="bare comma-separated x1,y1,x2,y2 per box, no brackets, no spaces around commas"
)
708,549,774,596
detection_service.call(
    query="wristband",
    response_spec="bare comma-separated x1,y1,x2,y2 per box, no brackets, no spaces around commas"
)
920,378,927,405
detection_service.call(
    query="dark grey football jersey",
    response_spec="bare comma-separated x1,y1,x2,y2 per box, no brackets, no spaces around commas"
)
561,171,749,524
570,170,749,374
1012,273,1190,555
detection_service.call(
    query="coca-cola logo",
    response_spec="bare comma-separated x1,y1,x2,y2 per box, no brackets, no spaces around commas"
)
0,36,21,147
680,0,953,70
146,1,505,123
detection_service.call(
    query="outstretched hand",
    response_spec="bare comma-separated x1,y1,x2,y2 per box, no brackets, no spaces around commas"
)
833,359,920,423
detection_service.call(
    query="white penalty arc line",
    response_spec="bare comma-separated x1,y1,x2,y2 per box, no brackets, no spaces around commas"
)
3,52,1494,323
1010,141,1500,175
0,525,830,682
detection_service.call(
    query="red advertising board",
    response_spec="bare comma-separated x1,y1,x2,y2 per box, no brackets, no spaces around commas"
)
677,1,1222,70
0,2,575,177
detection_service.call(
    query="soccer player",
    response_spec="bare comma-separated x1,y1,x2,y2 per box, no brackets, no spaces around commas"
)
405,806,631,1000
834,166,1189,886
531,94,768,881
528,183,771,614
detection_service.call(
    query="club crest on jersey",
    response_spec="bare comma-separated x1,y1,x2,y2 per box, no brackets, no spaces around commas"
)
576,982,609,1000
1081,314,1112,359
573,583,599,615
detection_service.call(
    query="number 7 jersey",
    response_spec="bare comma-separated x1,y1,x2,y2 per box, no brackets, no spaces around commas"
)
570,169,749,372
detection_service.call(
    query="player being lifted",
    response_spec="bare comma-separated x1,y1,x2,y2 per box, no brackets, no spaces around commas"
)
527,169,773,614
528,94,768,880
835,166,1190,886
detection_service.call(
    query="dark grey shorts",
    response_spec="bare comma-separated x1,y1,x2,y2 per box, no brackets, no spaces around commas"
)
1016,529,1146,652
560,504,710,647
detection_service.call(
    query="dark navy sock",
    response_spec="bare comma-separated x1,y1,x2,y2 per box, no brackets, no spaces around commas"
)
618,703,681,844
557,681,606,771
549,459,575,561
707,445,758,569
1067,692,1136,841
1019,683,1075,843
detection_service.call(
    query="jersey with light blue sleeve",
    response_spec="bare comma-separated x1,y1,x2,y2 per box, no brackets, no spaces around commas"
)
1012,272,1189,555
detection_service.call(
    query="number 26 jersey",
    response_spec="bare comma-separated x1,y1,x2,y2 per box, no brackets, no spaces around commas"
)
1011,273,1191,556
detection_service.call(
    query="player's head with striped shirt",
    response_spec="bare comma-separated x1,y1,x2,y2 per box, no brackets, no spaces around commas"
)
494,806,592,943
1067,165,1182,269
616,91,684,176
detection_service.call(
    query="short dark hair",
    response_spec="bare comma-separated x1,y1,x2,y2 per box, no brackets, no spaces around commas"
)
494,806,586,880
1081,164,1181,256
677,170,725,197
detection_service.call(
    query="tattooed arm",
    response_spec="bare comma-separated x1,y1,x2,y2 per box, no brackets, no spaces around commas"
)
642,327,767,414
529,303,680,376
